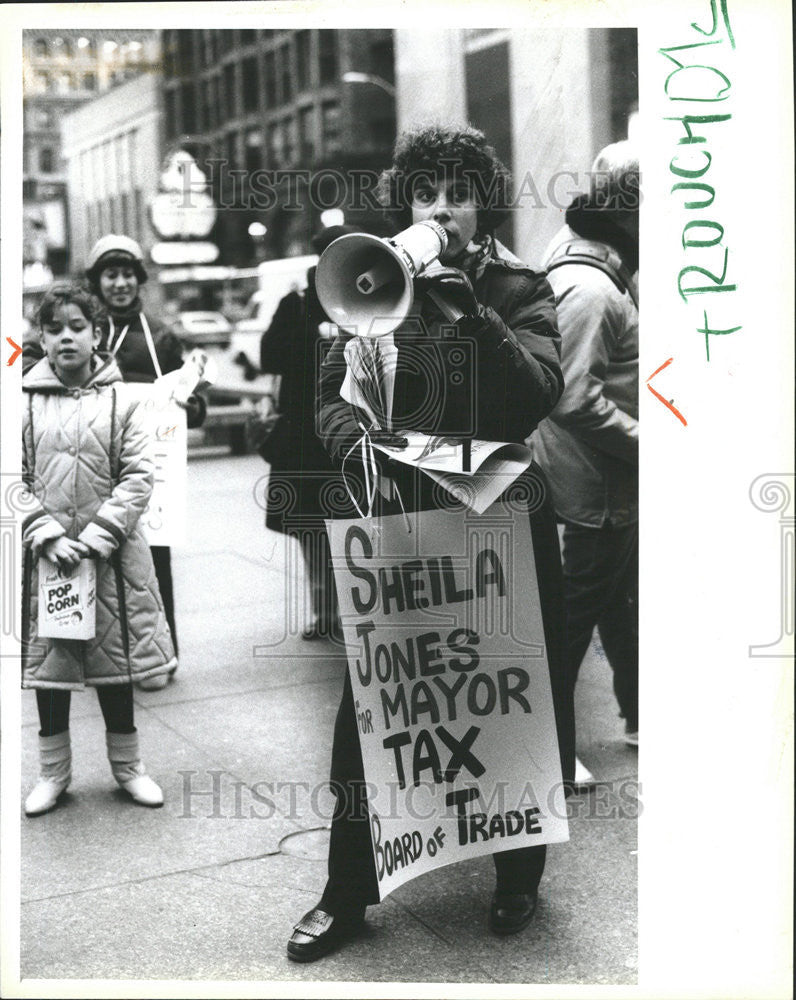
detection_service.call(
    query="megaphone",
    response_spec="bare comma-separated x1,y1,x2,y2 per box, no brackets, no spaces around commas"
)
315,220,451,338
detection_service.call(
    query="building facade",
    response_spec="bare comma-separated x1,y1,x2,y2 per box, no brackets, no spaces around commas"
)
160,28,397,263
22,29,160,286
61,72,163,293
394,27,638,267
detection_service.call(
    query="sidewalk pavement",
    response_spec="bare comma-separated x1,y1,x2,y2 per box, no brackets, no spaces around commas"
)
19,455,638,989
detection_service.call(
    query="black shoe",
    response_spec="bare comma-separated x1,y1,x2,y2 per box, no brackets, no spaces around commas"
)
489,891,538,935
286,907,364,962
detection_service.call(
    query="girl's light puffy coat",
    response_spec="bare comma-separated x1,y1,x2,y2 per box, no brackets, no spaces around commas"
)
21,355,176,689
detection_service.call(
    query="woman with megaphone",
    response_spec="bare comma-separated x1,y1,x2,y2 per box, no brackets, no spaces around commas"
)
287,124,575,962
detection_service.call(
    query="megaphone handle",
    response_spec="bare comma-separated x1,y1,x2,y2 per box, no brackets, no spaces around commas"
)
426,288,464,323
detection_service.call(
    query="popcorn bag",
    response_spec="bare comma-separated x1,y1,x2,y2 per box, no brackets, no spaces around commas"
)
37,558,97,640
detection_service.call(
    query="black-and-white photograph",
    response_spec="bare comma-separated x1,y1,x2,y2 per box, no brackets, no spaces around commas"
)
1,3,792,998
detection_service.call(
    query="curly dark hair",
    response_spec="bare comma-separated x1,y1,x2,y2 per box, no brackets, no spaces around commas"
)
37,281,103,330
377,124,512,233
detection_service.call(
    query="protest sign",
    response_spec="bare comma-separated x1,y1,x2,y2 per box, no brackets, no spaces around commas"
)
133,351,214,546
38,558,96,640
327,500,568,900
135,387,188,547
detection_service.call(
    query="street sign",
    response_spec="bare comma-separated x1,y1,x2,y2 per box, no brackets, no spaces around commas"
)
150,190,216,239
150,149,218,239
150,241,220,265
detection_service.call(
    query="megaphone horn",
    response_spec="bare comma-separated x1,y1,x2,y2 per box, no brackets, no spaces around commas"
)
315,221,448,338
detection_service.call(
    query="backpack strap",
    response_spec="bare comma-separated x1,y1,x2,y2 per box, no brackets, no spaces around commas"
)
545,239,638,309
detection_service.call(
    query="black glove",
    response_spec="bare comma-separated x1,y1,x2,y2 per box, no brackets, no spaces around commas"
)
414,266,478,318
183,393,207,429
368,429,408,450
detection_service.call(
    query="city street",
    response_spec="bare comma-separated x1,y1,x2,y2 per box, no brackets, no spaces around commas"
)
20,453,638,988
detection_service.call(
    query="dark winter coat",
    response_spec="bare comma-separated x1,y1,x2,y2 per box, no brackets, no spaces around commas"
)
99,307,207,428
318,242,575,784
21,355,177,689
260,270,340,536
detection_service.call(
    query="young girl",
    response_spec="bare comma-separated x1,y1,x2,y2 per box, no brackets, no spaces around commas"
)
21,281,176,816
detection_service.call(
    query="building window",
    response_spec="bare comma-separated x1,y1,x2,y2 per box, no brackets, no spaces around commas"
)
83,72,97,91
55,72,75,94
77,36,96,56
162,31,177,78
129,129,139,189
203,79,215,130
85,204,94,245
200,30,213,68
279,42,292,102
321,100,341,155
52,36,72,57
268,121,285,167
34,70,52,93
245,129,263,174
182,81,197,133
224,62,237,118
39,147,55,173
242,56,259,112
318,31,338,85
34,107,54,128
284,117,297,165
135,188,145,242
177,31,194,77
121,192,131,237
263,51,277,108
299,105,315,160
123,40,143,63
224,131,236,167
33,38,49,57
296,31,311,91
195,89,206,133
165,89,178,139
214,74,224,128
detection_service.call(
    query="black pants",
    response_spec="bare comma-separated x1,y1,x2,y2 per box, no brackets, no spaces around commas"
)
150,545,177,656
36,685,135,737
319,480,574,914
562,521,638,732
298,528,339,628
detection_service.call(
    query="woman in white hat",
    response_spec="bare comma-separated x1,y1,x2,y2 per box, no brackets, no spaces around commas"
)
85,235,205,689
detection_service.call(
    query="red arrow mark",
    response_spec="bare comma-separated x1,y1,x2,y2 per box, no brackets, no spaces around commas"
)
6,338,22,367
646,357,687,426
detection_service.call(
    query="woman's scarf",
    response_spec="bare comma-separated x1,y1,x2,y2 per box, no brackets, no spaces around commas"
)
104,295,144,325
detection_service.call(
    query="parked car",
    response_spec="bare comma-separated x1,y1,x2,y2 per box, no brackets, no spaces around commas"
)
168,311,233,348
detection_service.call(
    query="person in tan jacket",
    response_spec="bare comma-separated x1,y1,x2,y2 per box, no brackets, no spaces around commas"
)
533,141,639,783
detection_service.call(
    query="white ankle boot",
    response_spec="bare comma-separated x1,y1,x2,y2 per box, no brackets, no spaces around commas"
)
25,730,72,816
106,731,163,807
